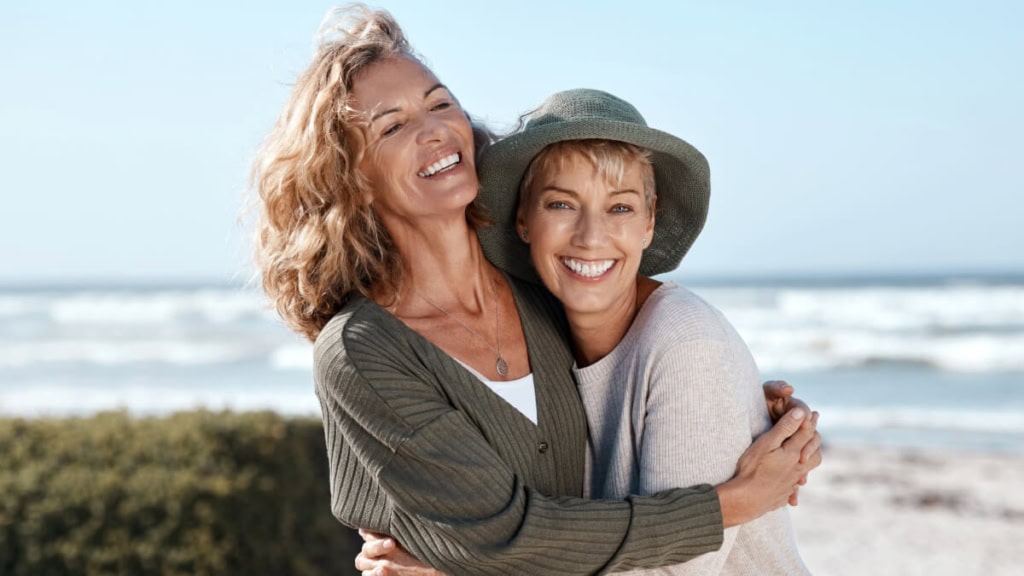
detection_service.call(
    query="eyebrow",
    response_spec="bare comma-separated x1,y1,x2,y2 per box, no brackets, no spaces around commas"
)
370,83,448,123
539,185,641,197
610,188,642,197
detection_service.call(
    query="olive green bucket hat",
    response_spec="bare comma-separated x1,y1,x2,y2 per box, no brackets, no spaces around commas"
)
476,88,711,284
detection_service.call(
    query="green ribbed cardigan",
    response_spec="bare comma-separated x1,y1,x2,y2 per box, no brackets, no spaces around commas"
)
313,276,723,575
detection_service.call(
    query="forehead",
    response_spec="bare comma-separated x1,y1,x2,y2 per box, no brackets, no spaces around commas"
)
350,56,441,114
533,148,644,188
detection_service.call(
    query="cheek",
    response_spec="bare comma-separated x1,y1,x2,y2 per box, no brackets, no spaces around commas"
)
363,145,419,205
524,211,572,249
600,217,646,256
359,141,391,185
453,114,476,146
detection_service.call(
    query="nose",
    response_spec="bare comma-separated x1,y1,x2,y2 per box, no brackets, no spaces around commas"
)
415,113,447,145
572,208,608,249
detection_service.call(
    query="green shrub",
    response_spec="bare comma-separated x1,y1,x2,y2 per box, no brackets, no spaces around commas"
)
0,411,361,576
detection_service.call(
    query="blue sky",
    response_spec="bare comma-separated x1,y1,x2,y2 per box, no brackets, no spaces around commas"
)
1,1,1021,283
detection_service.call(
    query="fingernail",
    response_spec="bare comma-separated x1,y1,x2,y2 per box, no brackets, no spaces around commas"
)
383,539,395,550
790,408,805,420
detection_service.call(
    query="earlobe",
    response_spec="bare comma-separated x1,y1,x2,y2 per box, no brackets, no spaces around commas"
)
515,214,529,243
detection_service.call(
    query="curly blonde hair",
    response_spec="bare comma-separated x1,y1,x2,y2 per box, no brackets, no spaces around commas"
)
253,4,490,341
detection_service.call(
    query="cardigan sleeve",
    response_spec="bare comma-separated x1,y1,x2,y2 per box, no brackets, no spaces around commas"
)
314,311,724,576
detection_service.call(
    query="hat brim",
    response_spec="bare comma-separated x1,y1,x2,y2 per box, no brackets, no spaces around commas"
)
476,119,710,284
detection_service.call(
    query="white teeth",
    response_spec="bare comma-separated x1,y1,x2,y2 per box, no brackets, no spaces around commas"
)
417,153,461,177
561,258,614,278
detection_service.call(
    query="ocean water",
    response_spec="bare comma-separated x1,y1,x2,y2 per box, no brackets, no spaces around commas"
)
1,274,1022,453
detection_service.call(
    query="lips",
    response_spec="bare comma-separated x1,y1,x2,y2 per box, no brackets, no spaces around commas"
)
561,257,616,278
417,152,461,178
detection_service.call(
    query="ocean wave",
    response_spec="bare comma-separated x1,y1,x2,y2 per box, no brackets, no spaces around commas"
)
49,290,272,325
708,285,1024,333
692,284,1024,373
0,339,258,367
270,345,313,371
2,283,1023,373
818,406,1024,434
0,289,273,326
747,330,1024,373
0,295,48,318
0,385,321,417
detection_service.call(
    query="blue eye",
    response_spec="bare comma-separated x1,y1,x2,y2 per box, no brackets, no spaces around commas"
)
546,201,571,210
611,204,633,213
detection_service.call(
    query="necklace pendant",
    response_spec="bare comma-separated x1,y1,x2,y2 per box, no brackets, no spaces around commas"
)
496,356,509,377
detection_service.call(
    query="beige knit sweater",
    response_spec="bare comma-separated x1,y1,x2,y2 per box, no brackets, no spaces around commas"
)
575,283,810,575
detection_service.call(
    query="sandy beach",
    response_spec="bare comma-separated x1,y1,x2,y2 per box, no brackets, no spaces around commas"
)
790,445,1024,575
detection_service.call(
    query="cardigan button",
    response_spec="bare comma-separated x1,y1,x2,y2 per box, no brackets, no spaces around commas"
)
537,441,549,454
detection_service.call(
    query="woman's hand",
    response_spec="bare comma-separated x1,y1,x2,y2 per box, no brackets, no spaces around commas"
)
763,380,810,425
715,408,822,528
355,529,446,576
762,379,820,465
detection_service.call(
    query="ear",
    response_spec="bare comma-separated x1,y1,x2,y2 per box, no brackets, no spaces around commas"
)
515,212,529,244
645,194,657,237
361,189,375,207
355,152,376,207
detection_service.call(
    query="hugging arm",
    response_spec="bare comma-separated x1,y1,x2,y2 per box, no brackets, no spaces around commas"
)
352,374,819,576
316,331,725,575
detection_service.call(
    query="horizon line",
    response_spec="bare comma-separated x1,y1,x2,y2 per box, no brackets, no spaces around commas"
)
2,267,1023,291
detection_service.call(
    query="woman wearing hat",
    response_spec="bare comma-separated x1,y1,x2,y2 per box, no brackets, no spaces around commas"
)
254,6,818,575
488,89,809,574
357,91,812,575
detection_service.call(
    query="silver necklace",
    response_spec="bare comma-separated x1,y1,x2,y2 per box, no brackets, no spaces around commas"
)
413,279,508,377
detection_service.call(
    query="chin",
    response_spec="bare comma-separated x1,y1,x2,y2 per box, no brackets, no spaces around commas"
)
556,291,616,316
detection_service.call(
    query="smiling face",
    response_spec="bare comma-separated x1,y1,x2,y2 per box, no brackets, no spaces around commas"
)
518,142,655,318
351,56,478,225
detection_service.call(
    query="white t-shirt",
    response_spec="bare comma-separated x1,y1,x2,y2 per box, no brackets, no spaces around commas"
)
457,361,537,425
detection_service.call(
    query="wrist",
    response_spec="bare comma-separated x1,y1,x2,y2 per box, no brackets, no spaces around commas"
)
715,479,750,528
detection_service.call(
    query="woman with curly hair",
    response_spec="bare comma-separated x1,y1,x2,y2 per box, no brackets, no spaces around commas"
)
252,5,819,575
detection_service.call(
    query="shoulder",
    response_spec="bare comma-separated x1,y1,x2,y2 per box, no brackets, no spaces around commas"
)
314,296,453,440
312,296,422,403
636,283,737,345
314,296,384,372
313,297,420,450
315,295,439,373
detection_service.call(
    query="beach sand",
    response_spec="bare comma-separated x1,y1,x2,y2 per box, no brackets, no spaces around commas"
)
790,445,1024,575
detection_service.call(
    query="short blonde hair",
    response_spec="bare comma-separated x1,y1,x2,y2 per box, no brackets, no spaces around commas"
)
252,4,489,341
519,139,656,214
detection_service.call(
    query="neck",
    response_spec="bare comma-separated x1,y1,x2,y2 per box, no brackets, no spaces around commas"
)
567,276,661,367
381,212,496,310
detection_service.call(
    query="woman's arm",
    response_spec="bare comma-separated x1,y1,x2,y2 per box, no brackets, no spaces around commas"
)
319,305,818,575
317,319,726,575
353,409,817,576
